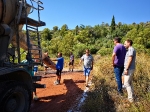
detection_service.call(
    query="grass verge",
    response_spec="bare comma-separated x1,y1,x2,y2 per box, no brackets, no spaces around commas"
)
81,53,150,112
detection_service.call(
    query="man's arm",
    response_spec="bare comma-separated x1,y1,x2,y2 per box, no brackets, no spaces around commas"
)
112,53,116,66
124,56,133,75
125,56,133,70
79,55,84,65
124,48,134,75
79,59,82,65
51,58,58,61
91,60,94,70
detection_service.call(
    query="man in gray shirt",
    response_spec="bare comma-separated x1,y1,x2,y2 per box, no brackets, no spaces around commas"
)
80,49,93,87
124,39,136,103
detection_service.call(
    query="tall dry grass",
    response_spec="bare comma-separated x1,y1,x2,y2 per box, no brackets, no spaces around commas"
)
81,53,150,112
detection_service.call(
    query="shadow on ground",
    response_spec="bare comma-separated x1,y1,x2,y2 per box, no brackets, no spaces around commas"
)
81,78,116,112
30,79,84,112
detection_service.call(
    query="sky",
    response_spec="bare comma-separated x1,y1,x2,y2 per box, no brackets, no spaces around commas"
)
26,0,150,30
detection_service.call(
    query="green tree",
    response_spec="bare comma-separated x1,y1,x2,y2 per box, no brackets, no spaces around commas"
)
41,28,52,40
110,15,116,34
75,30,90,44
93,25,101,39
59,32,75,55
80,24,85,30
48,37,61,54
60,24,68,37
75,25,79,35
53,26,58,32
39,21,150,57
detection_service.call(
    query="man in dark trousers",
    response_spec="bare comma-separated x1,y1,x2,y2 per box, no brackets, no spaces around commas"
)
69,52,74,72
112,37,126,95
52,52,64,85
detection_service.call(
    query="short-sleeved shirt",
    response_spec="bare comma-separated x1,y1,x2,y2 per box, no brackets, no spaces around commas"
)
124,46,136,69
70,55,74,61
56,57,64,70
81,54,93,68
113,44,126,67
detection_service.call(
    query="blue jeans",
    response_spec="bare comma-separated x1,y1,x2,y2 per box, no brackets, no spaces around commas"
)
114,66,124,92
83,67,91,76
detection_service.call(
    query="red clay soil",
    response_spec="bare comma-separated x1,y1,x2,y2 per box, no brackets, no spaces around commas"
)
30,71,85,112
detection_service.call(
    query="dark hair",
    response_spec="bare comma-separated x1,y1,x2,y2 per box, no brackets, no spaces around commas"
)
126,39,133,45
59,52,62,56
114,37,121,43
85,49,90,53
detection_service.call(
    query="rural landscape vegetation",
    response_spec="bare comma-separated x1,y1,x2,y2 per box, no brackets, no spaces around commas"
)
26,16,150,111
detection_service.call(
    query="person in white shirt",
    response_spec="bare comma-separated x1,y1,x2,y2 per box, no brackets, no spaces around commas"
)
80,49,93,87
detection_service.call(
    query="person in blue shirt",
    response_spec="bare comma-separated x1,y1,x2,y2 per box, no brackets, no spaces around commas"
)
52,52,64,85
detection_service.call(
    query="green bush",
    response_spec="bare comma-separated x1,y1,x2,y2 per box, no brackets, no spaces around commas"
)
97,47,112,56
90,48,99,54
146,42,150,48
88,45,99,54
73,44,87,57
145,49,150,55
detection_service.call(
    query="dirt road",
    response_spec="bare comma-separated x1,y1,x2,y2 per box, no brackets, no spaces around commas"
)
30,71,85,112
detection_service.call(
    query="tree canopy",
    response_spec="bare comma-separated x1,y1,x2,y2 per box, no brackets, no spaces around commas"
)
28,16,150,57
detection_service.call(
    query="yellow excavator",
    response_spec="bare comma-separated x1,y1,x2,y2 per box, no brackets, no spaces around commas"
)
0,0,55,111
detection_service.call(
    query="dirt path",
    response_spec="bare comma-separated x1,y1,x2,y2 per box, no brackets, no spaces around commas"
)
30,71,86,112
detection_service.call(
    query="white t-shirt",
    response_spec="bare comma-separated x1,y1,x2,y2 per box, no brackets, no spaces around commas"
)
81,54,93,68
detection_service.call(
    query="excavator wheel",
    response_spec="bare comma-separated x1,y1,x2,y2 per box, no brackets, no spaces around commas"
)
0,81,32,112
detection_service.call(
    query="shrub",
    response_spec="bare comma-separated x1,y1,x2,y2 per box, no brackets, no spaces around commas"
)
89,46,99,54
82,54,150,112
73,44,87,58
97,47,112,56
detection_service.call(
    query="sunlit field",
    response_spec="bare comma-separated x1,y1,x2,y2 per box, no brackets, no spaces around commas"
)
81,53,150,112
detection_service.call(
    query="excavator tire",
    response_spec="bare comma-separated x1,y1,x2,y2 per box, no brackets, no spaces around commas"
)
0,81,32,112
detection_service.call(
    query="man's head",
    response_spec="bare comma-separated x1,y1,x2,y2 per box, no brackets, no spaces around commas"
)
113,37,121,45
58,52,62,57
124,39,133,49
85,49,90,56
44,51,49,57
